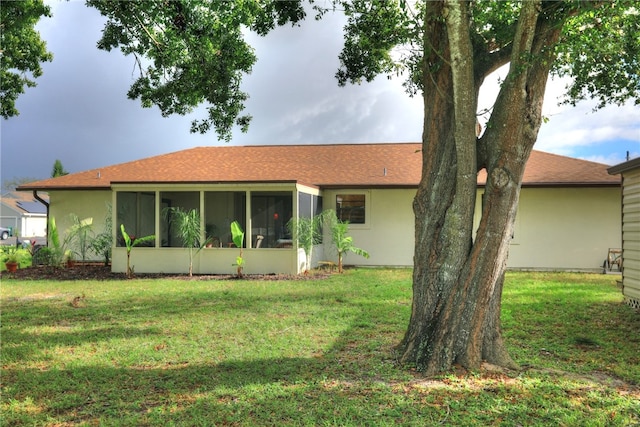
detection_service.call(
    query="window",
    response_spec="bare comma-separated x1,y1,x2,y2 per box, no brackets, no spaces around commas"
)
299,193,324,243
160,191,199,247
204,191,246,247
251,192,293,248
299,193,323,219
336,194,365,224
116,192,156,247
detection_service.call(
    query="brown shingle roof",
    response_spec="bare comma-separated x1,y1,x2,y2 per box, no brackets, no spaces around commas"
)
477,149,619,186
17,143,619,191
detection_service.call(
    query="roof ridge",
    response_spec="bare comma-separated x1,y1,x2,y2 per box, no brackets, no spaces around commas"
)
532,149,612,167
192,142,422,149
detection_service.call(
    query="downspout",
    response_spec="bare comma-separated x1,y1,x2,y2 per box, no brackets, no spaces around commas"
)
33,190,49,245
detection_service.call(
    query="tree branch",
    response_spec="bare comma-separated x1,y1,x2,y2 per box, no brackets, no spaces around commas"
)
134,14,162,48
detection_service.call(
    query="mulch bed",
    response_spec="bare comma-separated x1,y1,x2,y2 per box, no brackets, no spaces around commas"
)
1,264,329,281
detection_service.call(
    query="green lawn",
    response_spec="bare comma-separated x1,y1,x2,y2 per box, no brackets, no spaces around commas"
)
1,270,638,426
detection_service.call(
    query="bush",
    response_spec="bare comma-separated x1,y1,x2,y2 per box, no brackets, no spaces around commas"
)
32,247,55,266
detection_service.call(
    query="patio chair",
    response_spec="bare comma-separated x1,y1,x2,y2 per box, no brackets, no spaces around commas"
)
607,248,622,271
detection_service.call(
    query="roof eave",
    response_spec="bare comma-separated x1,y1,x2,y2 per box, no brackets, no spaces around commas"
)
478,181,620,188
607,157,640,175
524,182,620,187
17,185,111,192
320,184,419,189
111,179,304,187
18,182,621,191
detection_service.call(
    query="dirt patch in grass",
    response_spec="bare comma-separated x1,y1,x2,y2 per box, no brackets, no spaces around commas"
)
0,264,329,281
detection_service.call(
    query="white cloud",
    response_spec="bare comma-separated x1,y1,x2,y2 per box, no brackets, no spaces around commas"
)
537,101,640,153
477,65,639,163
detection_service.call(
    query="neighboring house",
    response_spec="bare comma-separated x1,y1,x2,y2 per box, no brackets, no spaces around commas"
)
608,157,640,310
18,143,620,275
0,191,48,238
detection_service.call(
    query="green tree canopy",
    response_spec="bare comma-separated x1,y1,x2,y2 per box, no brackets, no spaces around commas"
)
51,159,69,178
334,0,639,107
0,0,53,119
86,1,638,144
87,0,306,141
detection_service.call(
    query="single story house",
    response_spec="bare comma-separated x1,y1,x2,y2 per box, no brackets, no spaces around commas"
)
0,191,48,239
608,157,640,309
18,143,621,275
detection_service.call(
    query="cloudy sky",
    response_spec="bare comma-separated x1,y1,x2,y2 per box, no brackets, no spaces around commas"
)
1,1,638,186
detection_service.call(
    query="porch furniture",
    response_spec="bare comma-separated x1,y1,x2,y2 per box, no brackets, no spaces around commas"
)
275,239,292,248
317,261,336,272
607,248,622,271
206,237,221,248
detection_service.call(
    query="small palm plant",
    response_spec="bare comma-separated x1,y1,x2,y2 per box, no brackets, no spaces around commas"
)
120,224,155,279
324,209,370,273
230,220,245,278
287,214,324,273
2,246,26,272
90,203,113,266
48,216,74,267
163,207,203,276
48,215,95,267
47,217,65,267
66,214,94,263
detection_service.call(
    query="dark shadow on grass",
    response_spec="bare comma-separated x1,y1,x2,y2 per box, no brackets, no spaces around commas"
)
1,345,362,423
2,326,163,362
1,354,413,425
4,352,637,426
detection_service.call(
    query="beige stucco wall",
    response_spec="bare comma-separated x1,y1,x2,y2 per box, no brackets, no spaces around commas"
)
111,246,298,275
47,185,620,273
321,188,416,267
322,186,620,271
496,187,621,271
49,190,112,230
49,190,112,261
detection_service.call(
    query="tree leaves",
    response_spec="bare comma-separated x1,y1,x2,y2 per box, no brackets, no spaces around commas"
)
336,0,639,108
336,0,418,91
83,0,638,139
87,0,306,141
553,0,640,108
0,0,53,118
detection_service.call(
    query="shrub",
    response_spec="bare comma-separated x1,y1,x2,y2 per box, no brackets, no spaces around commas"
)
32,247,55,266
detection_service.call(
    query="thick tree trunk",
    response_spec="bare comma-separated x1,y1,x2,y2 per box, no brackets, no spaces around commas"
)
397,0,564,376
481,272,515,368
397,1,461,373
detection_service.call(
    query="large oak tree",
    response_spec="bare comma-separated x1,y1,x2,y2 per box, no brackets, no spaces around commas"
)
337,0,638,374
52,1,640,374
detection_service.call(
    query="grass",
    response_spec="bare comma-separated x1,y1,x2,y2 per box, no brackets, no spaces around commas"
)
1,269,639,426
